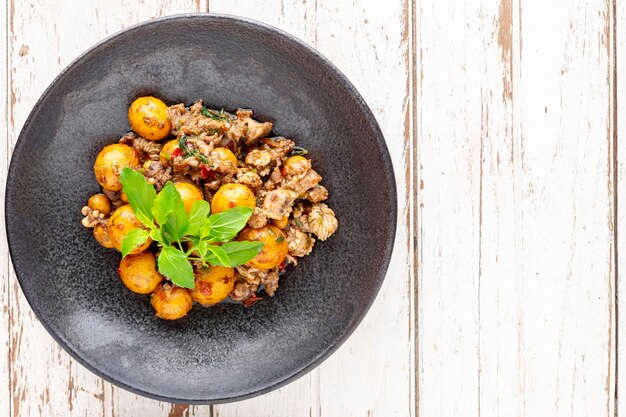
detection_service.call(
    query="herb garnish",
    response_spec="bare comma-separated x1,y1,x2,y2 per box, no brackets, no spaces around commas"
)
119,167,264,289
291,146,309,156
178,135,210,164
201,106,230,123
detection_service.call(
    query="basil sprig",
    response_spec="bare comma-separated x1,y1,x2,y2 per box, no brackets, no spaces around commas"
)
118,168,263,289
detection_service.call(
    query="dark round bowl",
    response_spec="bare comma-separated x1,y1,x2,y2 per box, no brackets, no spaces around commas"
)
5,14,396,403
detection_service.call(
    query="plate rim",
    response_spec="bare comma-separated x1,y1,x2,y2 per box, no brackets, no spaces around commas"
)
5,12,398,404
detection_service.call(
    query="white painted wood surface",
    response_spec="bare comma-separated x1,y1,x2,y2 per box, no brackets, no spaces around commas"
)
0,0,622,416
418,1,615,417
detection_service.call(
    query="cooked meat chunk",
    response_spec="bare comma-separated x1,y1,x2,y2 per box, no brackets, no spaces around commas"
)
305,185,328,203
171,136,214,173
286,226,315,257
236,168,262,189
260,269,279,296
227,108,273,145
247,207,268,229
261,189,299,219
230,279,258,302
260,137,295,160
283,169,322,195
245,149,272,168
167,100,229,137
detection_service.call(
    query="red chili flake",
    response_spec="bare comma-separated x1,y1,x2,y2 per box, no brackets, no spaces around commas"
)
117,268,122,275
171,148,182,158
242,295,263,307
201,164,216,179
279,261,287,273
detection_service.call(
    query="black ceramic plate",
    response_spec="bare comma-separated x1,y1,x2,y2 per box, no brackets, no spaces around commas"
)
5,14,396,403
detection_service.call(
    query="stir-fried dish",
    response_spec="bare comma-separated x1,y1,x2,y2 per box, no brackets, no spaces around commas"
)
80,96,338,319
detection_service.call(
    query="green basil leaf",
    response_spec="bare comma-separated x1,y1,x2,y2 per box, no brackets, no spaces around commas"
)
203,244,231,267
152,182,177,226
161,183,188,242
186,200,211,237
149,228,163,243
120,228,150,258
135,210,156,230
200,217,213,240
157,246,194,289
219,241,265,266
205,206,254,242
120,167,156,220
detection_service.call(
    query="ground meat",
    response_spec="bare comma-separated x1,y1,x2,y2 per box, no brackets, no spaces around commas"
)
283,169,322,195
260,269,279,296
234,266,280,297
286,225,315,257
247,207,268,229
203,183,214,202
261,189,299,219
236,168,262,189
171,136,214,174
142,161,172,191
304,185,328,203
102,188,124,208
245,149,272,168
227,108,273,145
209,149,237,175
263,168,282,191
119,132,161,162
167,100,229,137
236,265,269,286
260,137,295,160
230,279,258,302
204,178,222,191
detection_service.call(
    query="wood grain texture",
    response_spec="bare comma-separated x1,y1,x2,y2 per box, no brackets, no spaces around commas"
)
1,1,10,417
612,1,626,417
5,1,209,417
313,1,414,416
418,0,616,416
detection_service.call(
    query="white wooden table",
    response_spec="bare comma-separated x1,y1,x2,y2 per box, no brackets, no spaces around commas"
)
0,0,623,415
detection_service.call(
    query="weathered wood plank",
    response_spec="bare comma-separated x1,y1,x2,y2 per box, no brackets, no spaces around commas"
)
514,1,614,415
313,0,413,416
418,0,615,416
7,1,209,416
612,0,626,415
1,1,11,417
417,0,503,414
